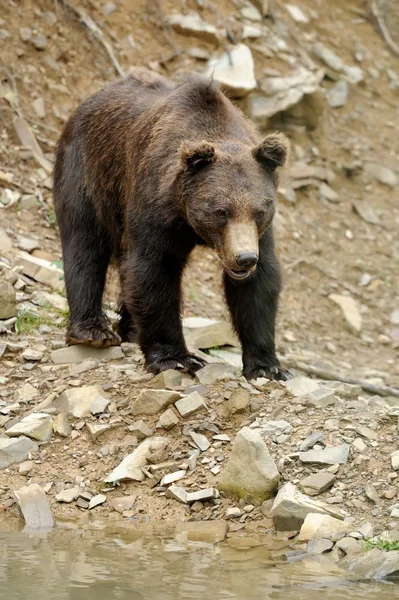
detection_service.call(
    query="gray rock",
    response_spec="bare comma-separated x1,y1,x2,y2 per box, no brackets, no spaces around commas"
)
298,432,324,452
336,537,363,556
88,494,106,509
260,420,292,437
157,408,179,430
21,349,43,362
313,42,344,71
20,27,32,41
32,97,46,119
152,369,183,389
240,5,262,20
31,33,47,50
285,376,321,397
319,182,339,203
86,422,115,441
307,538,334,555
160,470,186,486
0,436,38,469
352,198,380,225
175,391,205,417
218,427,280,504
186,488,219,503
175,520,228,543
31,290,67,311
341,548,399,579
270,483,343,531
184,319,238,350
307,388,337,408
90,395,110,415
299,445,349,465
104,437,168,483
130,389,181,416
391,451,399,470
19,460,35,476
169,11,222,44
51,345,123,364
300,471,336,496
108,495,136,513
55,385,108,418
353,438,367,453
196,363,236,385
189,431,210,451
70,359,99,376
14,483,53,530
327,80,348,108
18,383,39,402
391,309,399,325
6,413,53,441
55,487,81,503
10,250,64,291
128,420,153,440
225,389,250,415
358,522,374,539
166,485,188,504
52,413,71,437
204,44,256,98
364,162,398,188
0,281,16,319
298,513,352,541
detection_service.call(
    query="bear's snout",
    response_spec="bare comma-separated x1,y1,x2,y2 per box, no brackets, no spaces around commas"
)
222,220,259,280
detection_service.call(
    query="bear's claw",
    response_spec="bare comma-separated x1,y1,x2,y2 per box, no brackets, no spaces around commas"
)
244,364,292,382
67,320,121,348
147,353,206,376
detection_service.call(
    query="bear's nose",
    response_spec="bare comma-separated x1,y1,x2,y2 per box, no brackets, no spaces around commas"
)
235,252,258,269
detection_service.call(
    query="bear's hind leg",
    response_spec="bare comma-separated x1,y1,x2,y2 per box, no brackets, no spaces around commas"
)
58,201,121,349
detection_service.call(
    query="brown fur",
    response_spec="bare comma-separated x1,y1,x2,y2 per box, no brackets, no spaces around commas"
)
53,68,291,379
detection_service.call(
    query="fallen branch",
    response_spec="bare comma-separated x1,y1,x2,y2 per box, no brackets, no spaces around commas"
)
57,0,125,76
370,0,399,57
281,357,399,398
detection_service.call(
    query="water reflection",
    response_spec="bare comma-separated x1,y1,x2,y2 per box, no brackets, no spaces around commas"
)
0,519,395,600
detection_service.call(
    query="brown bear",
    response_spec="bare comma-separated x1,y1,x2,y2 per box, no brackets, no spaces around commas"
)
53,67,291,381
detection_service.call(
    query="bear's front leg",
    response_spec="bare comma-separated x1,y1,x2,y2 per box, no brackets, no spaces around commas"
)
123,246,205,376
224,229,291,381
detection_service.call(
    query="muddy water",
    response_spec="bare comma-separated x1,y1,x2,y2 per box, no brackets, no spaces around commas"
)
0,521,395,600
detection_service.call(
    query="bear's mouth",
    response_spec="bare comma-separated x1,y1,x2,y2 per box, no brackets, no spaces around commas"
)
228,268,253,280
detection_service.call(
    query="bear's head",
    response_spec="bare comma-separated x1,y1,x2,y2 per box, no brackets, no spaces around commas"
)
179,133,289,280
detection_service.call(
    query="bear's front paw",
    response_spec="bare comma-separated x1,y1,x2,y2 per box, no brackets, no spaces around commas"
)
147,353,206,376
244,364,292,382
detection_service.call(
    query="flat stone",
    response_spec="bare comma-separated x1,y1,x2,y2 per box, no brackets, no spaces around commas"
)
19,460,35,475
86,422,115,441
196,363,236,385
152,370,183,389
298,432,324,452
55,487,81,503
298,513,353,541
324,381,361,398
313,42,344,71
21,349,43,362
31,33,47,50
130,389,181,416
160,470,186,486
90,395,110,415
270,483,343,531
218,427,280,504
0,281,16,319
204,44,256,98
329,294,362,332
358,522,374,539
88,494,106,509
9,250,64,291
166,485,188,504
300,472,336,496
352,199,380,225
0,227,12,251
55,385,108,418
285,4,308,23
169,11,221,44
227,507,242,519
307,388,337,407
364,484,380,505
223,390,250,416
104,437,168,483
32,97,45,118
175,521,227,543
175,392,205,417
6,413,53,441
260,420,292,437
353,438,367,453
327,80,348,108
364,162,398,188
341,548,399,579
240,5,262,21
51,345,123,364
108,495,136,513
189,431,210,451
299,445,349,465
157,408,179,430
391,451,399,470
52,413,71,437
184,319,238,350
319,182,339,203
336,537,363,556
128,420,153,439
285,376,321,397
70,359,99,376
0,436,38,469
186,488,219,503
18,383,39,402
14,483,53,530
31,291,67,311
307,538,334,555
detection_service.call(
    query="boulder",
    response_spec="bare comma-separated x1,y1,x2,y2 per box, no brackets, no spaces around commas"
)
14,483,53,530
298,513,352,541
55,385,109,418
51,345,123,364
0,436,38,469
6,413,53,441
204,44,256,98
218,427,280,504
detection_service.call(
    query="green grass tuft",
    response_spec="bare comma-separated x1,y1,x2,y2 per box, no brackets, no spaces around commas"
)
364,538,399,552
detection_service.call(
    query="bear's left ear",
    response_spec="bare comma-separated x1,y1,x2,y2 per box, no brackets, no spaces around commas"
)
252,133,290,170
180,140,216,172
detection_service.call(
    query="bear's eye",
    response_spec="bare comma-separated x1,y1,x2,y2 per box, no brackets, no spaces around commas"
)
215,209,227,219
256,210,266,220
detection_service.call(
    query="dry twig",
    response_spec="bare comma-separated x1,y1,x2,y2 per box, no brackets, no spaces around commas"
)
57,0,125,76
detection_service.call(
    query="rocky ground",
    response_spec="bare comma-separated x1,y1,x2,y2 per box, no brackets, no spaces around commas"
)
0,0,399,580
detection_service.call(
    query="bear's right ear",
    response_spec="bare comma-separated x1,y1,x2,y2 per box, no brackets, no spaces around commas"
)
252,133,290,170
180,140,216,172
